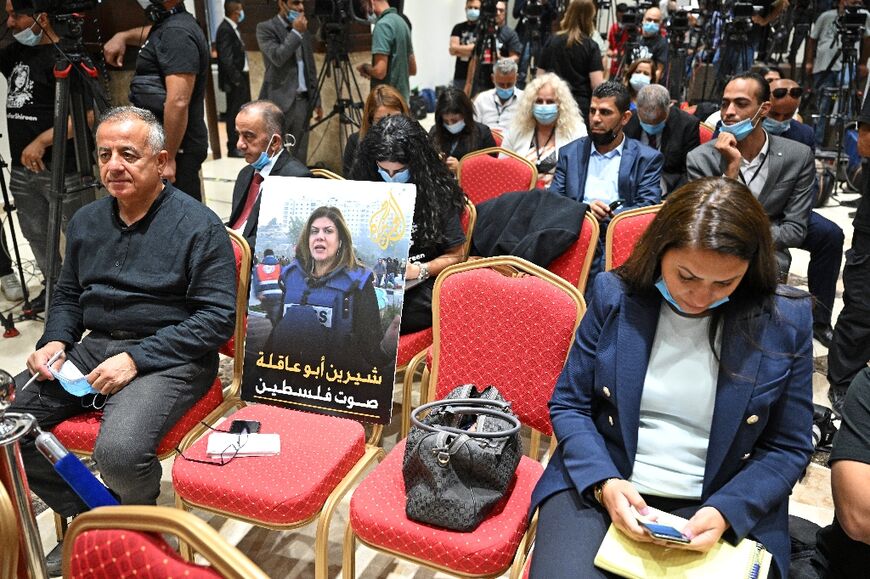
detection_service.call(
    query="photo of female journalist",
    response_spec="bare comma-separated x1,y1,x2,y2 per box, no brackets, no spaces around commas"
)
261,206,400,394
528,177,814,578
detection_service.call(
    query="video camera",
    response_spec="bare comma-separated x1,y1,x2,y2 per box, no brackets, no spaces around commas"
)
32,0,98,14
522,0,545,19
313,0,372,24
838,4,869,35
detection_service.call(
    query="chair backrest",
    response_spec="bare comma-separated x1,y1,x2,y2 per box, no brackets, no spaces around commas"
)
310,168,344,180
699,122,714,144
457,147,538,206
605,204,662,271
459,198,477,259
547,212,600,294
0,483,17,579
219,228,252,398
63,506,269,579
429,257,585,436
490,128,504,147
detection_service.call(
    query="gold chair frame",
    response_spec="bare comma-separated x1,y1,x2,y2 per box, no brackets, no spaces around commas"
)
343,256,586,579
565,212,600,295
309,168,345,180
604,204,663,271
61,505,269,579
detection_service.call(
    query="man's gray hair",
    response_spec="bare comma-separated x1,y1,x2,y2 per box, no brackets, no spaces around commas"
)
97,106,166,153
493,58,518,76
239,99,285,136
636,84,671,116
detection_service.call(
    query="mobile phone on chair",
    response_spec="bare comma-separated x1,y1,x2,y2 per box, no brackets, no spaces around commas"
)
639,521,691,544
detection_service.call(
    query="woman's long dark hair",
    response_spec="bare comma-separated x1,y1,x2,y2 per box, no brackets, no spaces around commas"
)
619,177,781,353
349,115,466,249
430,87,478,156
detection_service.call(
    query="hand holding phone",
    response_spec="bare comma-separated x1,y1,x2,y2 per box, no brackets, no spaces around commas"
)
608,199,625,213
639,521,691,544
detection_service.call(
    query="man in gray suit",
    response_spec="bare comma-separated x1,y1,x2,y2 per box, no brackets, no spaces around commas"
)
256,0,322,164
687,72,815,278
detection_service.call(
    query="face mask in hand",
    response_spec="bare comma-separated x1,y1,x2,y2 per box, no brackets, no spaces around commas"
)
49,366,98,397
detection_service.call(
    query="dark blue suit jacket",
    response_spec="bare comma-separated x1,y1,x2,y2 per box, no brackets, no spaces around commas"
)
782,119,816,153
550,136,663,211
530,272,814,577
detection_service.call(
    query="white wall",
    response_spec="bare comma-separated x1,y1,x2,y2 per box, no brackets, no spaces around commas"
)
404,0,468,92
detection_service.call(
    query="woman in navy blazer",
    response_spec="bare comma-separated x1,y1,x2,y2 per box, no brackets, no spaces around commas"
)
529,177,814,578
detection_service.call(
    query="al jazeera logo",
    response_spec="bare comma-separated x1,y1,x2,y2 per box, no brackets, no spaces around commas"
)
369,191,406,249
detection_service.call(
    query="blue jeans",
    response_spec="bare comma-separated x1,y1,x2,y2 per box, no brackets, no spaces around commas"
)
9,333,217,516
813,69,848,147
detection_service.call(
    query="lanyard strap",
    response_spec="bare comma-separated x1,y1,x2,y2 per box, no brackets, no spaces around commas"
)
739,150,768,188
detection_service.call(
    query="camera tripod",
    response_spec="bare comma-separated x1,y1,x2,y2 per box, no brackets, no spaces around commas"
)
308,22,365,156
711,18,754,98
466,9,500,97
41,12,107,318
666,20,691,102
0,149,32,336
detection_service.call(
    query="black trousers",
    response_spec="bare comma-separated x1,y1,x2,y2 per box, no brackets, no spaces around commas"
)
174,148,208,202
399,277,434,334
529,488,702,579
828,239,870,392
224,73,250,153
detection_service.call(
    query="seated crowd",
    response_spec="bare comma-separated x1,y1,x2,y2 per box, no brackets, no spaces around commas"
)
4,0,870,577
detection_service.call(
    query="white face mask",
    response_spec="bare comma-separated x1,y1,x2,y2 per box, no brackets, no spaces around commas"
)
13,19,44,46
137,0,155,9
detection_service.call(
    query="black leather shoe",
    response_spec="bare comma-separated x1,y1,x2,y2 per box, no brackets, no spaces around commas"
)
26,289,46,314
45,541,63,577
813,323,834,349
828,387,847,418
840,197,862,208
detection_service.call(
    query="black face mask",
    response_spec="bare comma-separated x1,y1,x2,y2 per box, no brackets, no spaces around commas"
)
589,129,619,147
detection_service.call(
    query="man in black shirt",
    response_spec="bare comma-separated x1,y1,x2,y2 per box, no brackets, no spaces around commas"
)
8,107,236,573
631,6,668,82
450,0,483,91
103,0,209,202
812,368,870,576
2,0,90,311
828,92,870,414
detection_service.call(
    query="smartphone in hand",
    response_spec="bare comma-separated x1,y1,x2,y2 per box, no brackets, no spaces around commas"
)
639,521,691,544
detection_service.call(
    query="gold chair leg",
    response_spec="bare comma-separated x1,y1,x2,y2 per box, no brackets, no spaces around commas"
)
54,512,67,541
342,520,357,579
174,496,194,562
401,349,429,439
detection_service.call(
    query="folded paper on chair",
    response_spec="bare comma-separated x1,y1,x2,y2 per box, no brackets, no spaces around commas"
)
206,432,281,458
594,509,772,579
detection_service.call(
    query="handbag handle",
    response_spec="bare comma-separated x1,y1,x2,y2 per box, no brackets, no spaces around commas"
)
411,400,522,439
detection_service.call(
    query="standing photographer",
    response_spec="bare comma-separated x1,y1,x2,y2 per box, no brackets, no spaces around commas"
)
513,0,558,88
804,0,870,147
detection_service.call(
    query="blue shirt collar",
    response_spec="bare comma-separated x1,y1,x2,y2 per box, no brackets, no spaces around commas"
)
591,133,626,160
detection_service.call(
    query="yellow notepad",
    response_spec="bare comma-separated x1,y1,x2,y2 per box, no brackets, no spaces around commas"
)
593,509,773,579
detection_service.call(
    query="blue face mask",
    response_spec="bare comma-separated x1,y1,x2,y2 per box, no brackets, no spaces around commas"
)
251,135,279,171
238,9,245,23
533,103,559,125
13,22,44,46
444,120,466,134
655,277,729,314
720,107,762,141
629,73,651,92
762,117,790,135
287,9,300,23
467,8,481,21
367,11,378,23
642,21,660,35
495,86,515,101
639,118,666,136
50,368,98,397
377,166,411,183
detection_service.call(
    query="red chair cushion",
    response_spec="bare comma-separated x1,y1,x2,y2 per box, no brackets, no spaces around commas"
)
68,529,222,579
460,154,535,206
172,404,365,525
53,377,225,457
396,328,433,369
349,439,542,576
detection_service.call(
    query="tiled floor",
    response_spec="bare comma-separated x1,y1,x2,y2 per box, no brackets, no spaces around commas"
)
0,144,858,577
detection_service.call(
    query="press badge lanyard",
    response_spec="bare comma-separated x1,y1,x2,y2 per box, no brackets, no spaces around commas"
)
532,128,555,165
494,93,516,121
738,150,768,188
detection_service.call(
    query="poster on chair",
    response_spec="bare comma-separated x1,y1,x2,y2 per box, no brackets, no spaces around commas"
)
241,176,417,425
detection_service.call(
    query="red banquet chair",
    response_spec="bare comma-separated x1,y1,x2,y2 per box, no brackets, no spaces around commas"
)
699,122,714,144
50,228,251,531
548,212,600,294
605,204,663,271
343,256,586,579
457,147,538,206
62,506,269,579
397,198,477,438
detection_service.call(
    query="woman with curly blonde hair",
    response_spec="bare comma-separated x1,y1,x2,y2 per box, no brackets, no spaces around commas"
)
501,73,587,188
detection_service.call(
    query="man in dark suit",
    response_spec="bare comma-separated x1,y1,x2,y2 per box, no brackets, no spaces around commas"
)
687,72,815,279
551,81,663,291
764,77,844,348
256,0,322,164
624,83,700,196
228,100,312,250
216,0,250,158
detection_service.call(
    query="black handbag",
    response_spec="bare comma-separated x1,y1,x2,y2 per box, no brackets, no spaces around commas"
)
402,384,522,531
